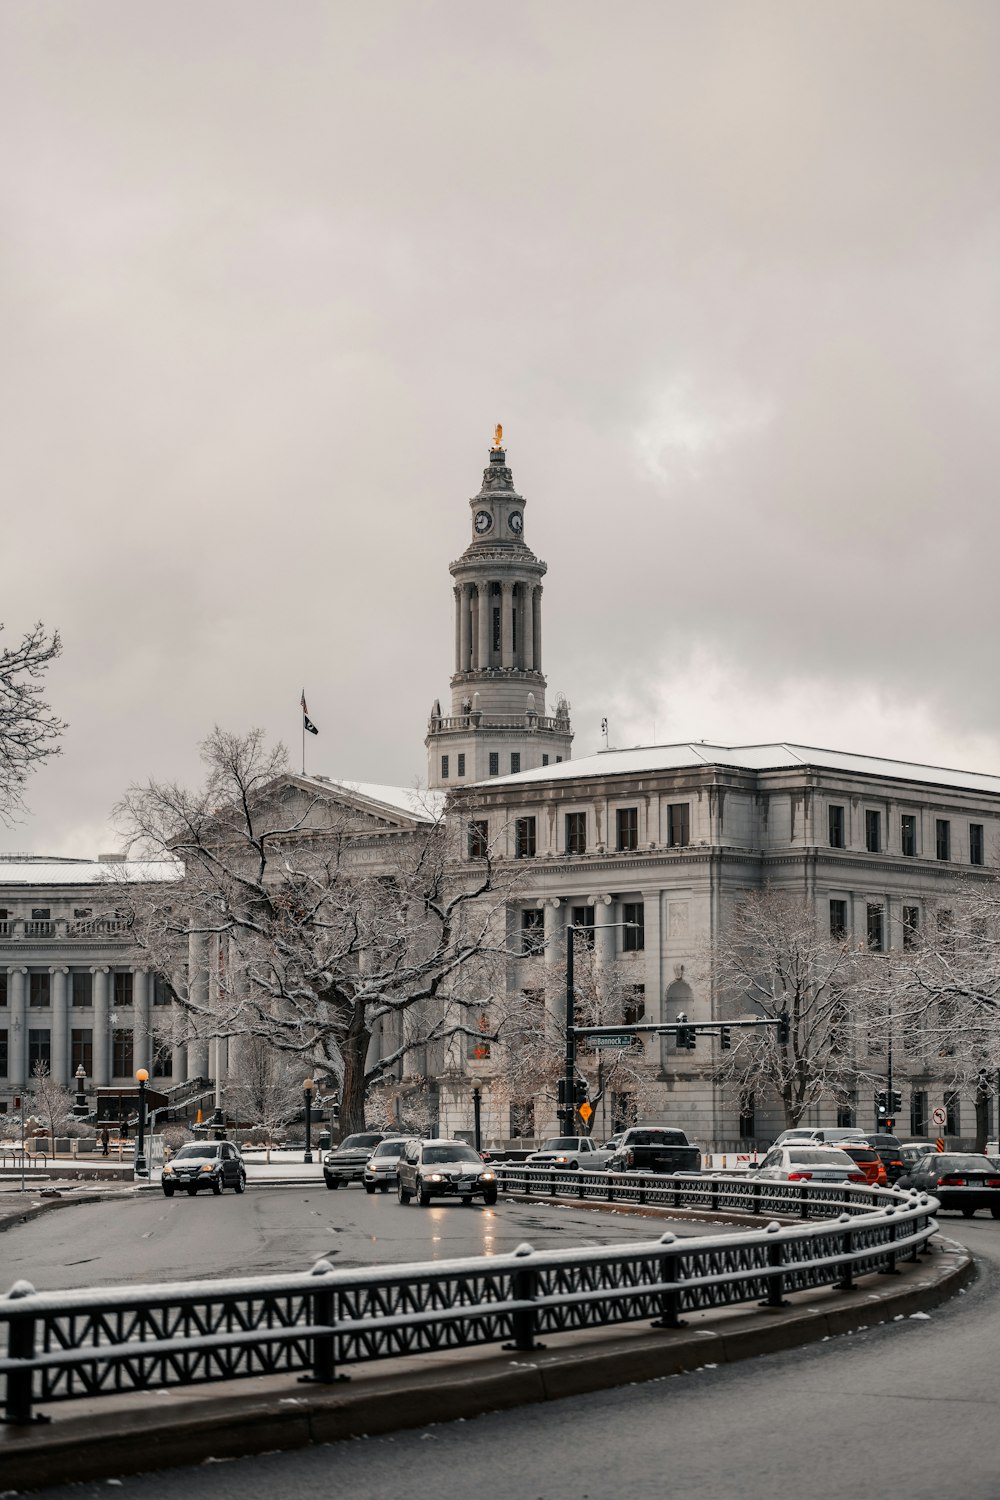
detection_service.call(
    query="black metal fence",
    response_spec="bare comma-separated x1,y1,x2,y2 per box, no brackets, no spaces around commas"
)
0,1174,938,1424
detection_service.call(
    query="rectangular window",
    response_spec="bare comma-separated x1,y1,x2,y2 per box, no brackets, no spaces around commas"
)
514,817,536,859
520,909,545,956
865,810,881,853
153,974,171,1007
945,1090,960,1136
624,984,645,1026
31,908,50,921
113,971,133,1007
901,814,916,857
510,1099,535,1139
910,1091,927,1138
467,1011,491,1061
829,899,847,940
74,907,92,919
492,605,501,653
112,1028,133,1077
153,1040,173,1078
970,823,984,866
488,752,499,776
542,754,549,766
29,973,50,1008
667,803,690,847
571,906,595,949
866,902,884,951
616,807,638,852
441,755,449,779
72,971,93,1007
28,1029,51,1068
623,901,645,951
836,1100,855,1129
902,905,920,949
468,820,489,859
71,1029,93,1075
829,805,845,848
510,752,520,774
936,819,951,861
739,1096,756,1141
565,811,587,855
0,973,6,1007
0,1030,6,1077
936,909,954,952
457,753,465,777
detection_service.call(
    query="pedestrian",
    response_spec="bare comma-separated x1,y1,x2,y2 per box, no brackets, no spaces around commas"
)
120,1119,129,1142
100,1126,109,1157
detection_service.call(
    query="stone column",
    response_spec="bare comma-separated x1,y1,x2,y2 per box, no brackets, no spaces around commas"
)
542,899,565,1036
523,585,535,674
459,584,472,673
591,895,615,965
92,966,111,1086
501,581,514,669
533,586,543,674
133,969,151,1074
642,890,664,1022
477,583,491,669
8,967,27,1090
453,585,462,673
50,966,70,1083
186,931,210,1079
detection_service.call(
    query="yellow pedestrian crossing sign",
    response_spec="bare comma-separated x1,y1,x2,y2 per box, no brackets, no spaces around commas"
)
578,1101,593,1122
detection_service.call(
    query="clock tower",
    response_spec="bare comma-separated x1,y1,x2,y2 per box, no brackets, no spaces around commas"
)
426,432,573,789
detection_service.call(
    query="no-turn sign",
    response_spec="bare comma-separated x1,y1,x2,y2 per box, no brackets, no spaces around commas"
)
931,1105,948,1128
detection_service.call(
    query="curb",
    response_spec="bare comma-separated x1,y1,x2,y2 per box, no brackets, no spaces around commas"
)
0,1239,973,1492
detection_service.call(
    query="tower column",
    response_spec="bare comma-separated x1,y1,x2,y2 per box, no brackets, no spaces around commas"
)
523,585,534,673
501,581,515,669
92,966,111,1086
533,586,543,673
459,583,472,672
50,966,70,1083
8,967,27,1090
453,585,462,673
477,583,491,670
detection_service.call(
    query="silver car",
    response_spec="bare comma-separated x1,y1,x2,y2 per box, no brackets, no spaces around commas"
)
397,1138,498,1206
755,1146,869,1184
362,1138,410,1193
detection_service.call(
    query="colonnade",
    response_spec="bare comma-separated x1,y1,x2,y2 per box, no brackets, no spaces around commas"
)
453,580,542,674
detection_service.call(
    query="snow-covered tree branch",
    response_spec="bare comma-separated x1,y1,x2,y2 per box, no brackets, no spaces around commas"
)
0,621,64,822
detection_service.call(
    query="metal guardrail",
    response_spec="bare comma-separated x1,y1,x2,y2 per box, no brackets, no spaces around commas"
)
0,1173,938,1424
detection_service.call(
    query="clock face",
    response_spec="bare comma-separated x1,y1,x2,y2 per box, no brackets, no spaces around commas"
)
474,510,493,534
508,510,523,534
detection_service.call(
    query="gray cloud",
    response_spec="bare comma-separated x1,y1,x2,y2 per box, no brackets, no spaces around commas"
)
2,0,998,852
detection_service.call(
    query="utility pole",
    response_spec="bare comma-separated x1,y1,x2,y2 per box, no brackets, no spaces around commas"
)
562,923,577,1136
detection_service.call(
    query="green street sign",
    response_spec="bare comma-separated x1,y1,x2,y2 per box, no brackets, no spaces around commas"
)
592,1034,633,1049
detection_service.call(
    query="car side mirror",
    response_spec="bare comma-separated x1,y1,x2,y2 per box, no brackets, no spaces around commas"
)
746,1161,761,1171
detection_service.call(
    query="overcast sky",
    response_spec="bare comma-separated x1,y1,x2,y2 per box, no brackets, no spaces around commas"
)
3,1,999,856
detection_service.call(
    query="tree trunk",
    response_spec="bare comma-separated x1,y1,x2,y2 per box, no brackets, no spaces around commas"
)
975,1073,990,1153
339,1014,372,1135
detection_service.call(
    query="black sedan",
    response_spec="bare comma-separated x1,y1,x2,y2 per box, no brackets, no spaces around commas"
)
897,1153,1000,1217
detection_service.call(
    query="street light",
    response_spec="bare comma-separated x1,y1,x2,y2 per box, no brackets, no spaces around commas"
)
134,1068,149,1178
73,1064,88,1119
303,1077,316,1164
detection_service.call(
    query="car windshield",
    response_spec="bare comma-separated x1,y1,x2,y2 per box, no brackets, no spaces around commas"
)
788,1150,854,1166
173,1144,221,1160
840,1149,879,1162
372,1141,407,1159
339,1134,383,1150
422,1144,483,1165
540,1139,579,1150
934,1155,994,1172
625,1130,687,1146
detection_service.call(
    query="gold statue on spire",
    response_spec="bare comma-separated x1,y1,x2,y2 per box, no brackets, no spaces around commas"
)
492,423,503,451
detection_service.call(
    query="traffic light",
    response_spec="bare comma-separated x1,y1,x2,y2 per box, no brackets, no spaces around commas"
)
891,1089,903,1114
876,1089,889,1120
574,1077,588,1104
676,1022,696,1050
557,1078,568,1105
719,1025,732,1051
776,1014,790,1046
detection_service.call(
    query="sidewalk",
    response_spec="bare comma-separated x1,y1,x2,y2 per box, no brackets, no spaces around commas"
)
0,1236,972,1492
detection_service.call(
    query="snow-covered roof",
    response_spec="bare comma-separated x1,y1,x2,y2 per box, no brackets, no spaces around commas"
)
479,741,1000,798
298,776,446,824
0,858,182,887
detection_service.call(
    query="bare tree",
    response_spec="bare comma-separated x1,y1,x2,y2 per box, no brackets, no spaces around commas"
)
224,1036,303,1160
0,622,64,822
29,1062,76,1146
708,888,866,1129
110,728,518,1134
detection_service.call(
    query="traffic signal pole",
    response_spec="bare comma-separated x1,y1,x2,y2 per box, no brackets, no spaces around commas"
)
561,922,576,1136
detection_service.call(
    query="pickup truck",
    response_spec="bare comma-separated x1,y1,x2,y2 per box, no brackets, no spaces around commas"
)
524,1136,619,1170
606,1127,702,1175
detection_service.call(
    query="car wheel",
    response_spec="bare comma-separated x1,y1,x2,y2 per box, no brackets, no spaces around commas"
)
397,1179,412,1204
991,1207,1000,1219
364,1184,376,1194
461,1196,472,1206
417,1179,432,1207
234,1173,246,1194
186,1184,198,1196
162,1185,174,1197
961,1206,976,1217
325,1177,340,1190
212,1179,223,1195
483,1187,498,1206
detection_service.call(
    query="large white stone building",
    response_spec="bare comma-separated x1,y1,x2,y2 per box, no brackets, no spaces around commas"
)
3,435,999,1145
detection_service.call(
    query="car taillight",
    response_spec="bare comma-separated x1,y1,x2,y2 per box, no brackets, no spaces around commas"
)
938,1175,966,1186
987,1178,1000,1188
848,1172,867,1183
787,1171,812,1181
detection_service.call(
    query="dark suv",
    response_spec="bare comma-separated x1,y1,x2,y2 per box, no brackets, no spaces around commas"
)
323,1131,393,1189
859,1134,906,1184
162,1141,246,1197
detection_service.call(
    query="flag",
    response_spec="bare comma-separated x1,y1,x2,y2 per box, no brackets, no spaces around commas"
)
301,689,319,736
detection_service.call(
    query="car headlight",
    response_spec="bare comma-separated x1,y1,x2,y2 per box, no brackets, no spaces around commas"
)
163,1164,174,1174
200,1163,215,1173
479,1171,495,1181
427,1173,444,1182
